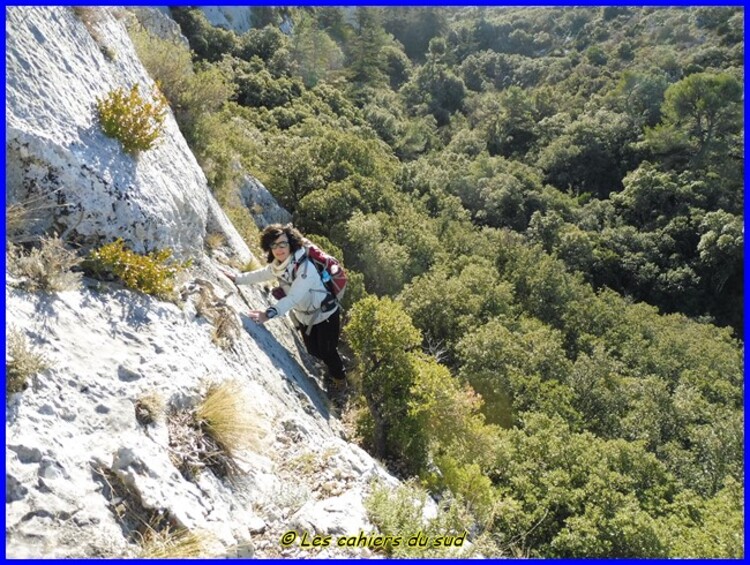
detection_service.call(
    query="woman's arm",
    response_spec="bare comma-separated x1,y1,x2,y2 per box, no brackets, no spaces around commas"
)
232,264,275,286
248,260,318,324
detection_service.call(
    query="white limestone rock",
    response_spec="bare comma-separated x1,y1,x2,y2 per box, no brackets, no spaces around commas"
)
290,488,372,536
129,7,188,47
6,6,207,257
199,7,254,34
239,175,293,230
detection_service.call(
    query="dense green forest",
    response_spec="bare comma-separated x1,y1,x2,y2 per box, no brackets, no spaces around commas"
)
133,7,743,557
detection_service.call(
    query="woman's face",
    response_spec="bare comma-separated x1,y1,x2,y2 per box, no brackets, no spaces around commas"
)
270,233,291,263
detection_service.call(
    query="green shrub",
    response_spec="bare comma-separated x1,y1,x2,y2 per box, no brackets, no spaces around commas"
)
128,27,235,145
346,296,427,474
96,84,167,154
84,239,189,298
6,327,48,395
365,480,430,555
365,480,490,557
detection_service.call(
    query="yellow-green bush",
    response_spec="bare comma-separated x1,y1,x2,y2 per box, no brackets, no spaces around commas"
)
96,84,167,154
85,239,189,298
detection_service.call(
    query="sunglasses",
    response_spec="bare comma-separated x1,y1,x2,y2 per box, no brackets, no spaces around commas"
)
270,240,290,250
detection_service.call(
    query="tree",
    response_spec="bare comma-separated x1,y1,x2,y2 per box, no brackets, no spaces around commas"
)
610,70,668,127
169,7,238,63
345,296,426,472
647,72,742,165
381,7,448,62
235,25,287,65
457,316,577,427
402,38,466,126
290,13,343,87
537,109,637,197
399,258,515,363
348,8,389,87
470,87,538,158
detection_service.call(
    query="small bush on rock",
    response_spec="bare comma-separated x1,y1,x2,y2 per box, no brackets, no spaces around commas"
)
84,239,190,298
194,285,240,350
365,480,490,557
96,84,167,154
135,392,165,426
204,232,225,251
7,237,83,292
6,328,48,395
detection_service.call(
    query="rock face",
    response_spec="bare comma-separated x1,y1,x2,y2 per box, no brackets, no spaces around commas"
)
239,175,293,230
6,7,209,257
5,6,400,558
129,8,189,47
5,276,395,558
199,7,254,34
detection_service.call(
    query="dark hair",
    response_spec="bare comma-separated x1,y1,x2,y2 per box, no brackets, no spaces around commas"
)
260,223,304,263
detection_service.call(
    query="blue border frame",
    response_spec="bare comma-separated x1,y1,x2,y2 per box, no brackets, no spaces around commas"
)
2,2,746,563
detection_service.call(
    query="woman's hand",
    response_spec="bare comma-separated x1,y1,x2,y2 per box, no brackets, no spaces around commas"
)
248,310,269,324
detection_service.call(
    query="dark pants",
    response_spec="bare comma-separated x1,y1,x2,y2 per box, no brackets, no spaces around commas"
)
301,308,346,380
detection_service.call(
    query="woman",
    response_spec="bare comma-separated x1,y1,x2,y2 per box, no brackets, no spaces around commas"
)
223,224,347,393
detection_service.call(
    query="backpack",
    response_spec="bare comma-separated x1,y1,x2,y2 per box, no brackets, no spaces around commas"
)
293,239,348,302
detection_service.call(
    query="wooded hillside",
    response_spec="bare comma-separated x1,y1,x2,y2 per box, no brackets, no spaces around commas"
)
146,7,743,557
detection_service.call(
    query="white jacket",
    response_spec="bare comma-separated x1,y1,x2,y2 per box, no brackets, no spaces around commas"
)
234,248,337,327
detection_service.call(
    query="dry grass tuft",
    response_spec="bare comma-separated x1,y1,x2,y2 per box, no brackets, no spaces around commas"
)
196,380,262,458
7,237,83,292
93,464,213,556
138,526,212,558
6,203,31,239
6,327,48,395
167,409,208,480
210,308,240,350
224,256,263,273
205,232,226,252
241,258,263,272
167,381,262,482
6,188,74,245
135,392,165,426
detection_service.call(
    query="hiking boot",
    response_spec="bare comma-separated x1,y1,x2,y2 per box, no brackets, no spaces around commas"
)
326,376,347,394
325,376,348,407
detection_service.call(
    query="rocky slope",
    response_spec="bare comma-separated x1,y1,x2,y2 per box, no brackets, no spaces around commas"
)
5,6,400,558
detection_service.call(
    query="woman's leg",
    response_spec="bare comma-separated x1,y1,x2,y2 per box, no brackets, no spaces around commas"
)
302,309,345,380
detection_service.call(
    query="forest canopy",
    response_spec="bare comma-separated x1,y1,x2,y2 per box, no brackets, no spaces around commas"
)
137,6,743,557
